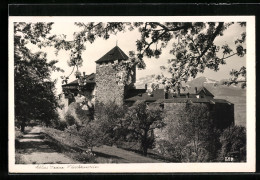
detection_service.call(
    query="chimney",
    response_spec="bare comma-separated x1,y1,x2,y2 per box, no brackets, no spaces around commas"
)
195,87,198,94
83,72,86,77
145,83,148,90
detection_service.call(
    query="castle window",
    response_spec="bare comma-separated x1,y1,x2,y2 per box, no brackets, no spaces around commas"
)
165,92,169,99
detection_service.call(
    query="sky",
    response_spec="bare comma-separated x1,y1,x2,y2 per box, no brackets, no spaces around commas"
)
38,22,246,94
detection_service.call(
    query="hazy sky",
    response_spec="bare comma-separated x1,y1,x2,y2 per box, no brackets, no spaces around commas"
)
38,22,246,94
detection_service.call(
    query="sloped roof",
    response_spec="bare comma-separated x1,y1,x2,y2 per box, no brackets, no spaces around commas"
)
62,79,78,86
62,73,96,87
95,46,129,63
153,98,232,104
197,87,214,97
84,73,95,83
124,89,165,102
168,92,197,98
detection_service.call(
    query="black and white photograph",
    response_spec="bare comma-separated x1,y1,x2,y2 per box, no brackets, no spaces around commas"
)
8,16,255,173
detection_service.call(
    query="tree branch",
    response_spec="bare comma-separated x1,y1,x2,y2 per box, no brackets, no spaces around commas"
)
197,22,224,61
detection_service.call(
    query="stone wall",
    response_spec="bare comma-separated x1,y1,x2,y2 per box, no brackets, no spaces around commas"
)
154,102,234,147
211,103,234,129
95,63,125,105
163,102,234,130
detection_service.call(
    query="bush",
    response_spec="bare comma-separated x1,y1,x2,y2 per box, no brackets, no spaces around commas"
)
60,101,128,152
64,101,94,129
123,101,165,156
53,120,67,131
65,113,76,126
83,101,164,156
94,101,129,144
75,101,94,122
218,125,246,162
155,103,221,162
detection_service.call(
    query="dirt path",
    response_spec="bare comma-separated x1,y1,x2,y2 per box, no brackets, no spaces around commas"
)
16,126,80,164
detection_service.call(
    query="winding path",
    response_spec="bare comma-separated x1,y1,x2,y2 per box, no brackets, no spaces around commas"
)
16,126,79,164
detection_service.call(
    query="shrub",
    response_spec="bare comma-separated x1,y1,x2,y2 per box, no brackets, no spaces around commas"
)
94,101,164,156
62,101,127,151
218,125,246,162
94,101,129,144
65,113,77,126
75,101,94,122
54,120,67,131
64,101,94,129
123,101,165,156
155,103,221,162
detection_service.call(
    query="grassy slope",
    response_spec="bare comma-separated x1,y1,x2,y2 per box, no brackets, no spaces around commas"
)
42,127,163,163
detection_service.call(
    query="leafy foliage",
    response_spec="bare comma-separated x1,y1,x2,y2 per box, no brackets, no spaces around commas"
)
156,104,221,162
64,100,93,129
65,113,76,127
140,22,247,92
53,23,130,82
64,101,128,149
60,22,246,92
222,66,246,88
64,101,164,156
218,125,246,162
94,101,129,144
14,22,62,132
123,101,165,156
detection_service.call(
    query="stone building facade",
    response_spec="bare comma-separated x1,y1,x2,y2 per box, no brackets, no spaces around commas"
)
95,63,125,105
61,45,234,129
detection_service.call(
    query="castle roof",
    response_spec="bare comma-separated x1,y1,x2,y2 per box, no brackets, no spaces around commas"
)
197,87,214,97
62,79,78,86
124,89,165,102
62,73,95,87
153,98,232,104
95,46,129,64
124,86,218,102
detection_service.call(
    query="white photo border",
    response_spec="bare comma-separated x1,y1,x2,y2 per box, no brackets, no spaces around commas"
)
8,16,256,173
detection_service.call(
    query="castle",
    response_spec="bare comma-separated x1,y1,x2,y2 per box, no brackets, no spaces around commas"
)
62,46,234,129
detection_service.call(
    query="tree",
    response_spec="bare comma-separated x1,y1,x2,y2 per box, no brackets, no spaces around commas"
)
14,22,62,132
64,101,164,156
94,101,129,145
53,23,130,84
123,101,165,156
156,104,221,162
64,101,128,150
59,22,246,92
218,125,246,162
132,22,246,92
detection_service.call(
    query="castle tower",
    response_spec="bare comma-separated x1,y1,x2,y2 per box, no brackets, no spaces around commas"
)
95,46,136,105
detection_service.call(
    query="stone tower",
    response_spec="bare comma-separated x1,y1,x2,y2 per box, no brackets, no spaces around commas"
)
95,46,136,105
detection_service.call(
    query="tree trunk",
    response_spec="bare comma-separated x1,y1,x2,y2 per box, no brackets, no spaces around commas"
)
140,143,148,156
21,121,25,133
141,130,148,156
